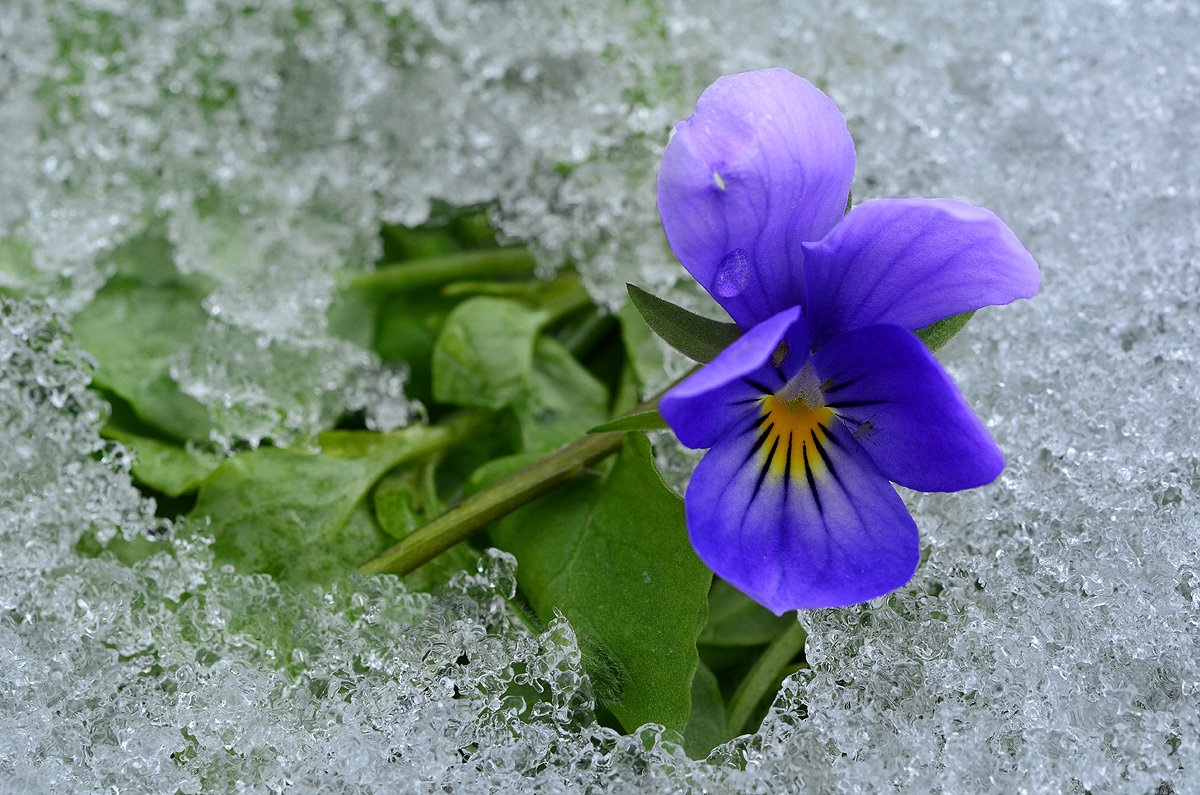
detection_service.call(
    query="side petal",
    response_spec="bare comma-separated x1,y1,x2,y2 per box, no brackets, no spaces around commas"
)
812,324,1004,492
660,306,808,449
686,411,919,614
802,198,1040,348
657,68,855,329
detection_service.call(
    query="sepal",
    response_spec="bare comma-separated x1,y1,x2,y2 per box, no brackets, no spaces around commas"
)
627,283,740,363
914,310,974,352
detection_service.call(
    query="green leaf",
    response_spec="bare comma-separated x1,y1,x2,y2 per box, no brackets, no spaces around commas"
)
626,284,740,364
521,337,609,451
489,433,711,733
915,310,975,352
698,579,797,647
433,296,608,453
682,662,728,759
434,297,544,409
725,621,806,737
372,467,429,540
587,409,668,434
185,426,446,585
70,261,213,443
100,398,222,498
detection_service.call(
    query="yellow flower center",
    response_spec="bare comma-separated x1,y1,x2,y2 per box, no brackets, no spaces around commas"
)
757,394,836,481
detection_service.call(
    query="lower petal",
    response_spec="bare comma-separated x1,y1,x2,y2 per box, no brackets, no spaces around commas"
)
685,409,919,614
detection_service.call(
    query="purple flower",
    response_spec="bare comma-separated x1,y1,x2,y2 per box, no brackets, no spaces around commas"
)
656,69,1039,614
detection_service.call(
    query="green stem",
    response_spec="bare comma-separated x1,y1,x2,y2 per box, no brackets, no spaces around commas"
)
359,370,691,577
725,618,807,737
358,418,637,575
348,247,536,293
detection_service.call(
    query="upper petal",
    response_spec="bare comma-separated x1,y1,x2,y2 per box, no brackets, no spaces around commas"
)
802,198,1040,348
657,68,856,329
660,306,808,449
811,323,1004,492
686,409,919,614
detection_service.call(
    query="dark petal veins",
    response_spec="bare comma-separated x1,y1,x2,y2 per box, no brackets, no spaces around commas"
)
752,436,781,502
685,413,919,614
745,411,771,434
743,377,774,395
824,399,884,409
744,423,775,464
822,374,866,395
783,432,794,490
802,441,822,516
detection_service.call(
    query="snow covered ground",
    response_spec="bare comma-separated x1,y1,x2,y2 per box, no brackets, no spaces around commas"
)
1,0,1198,791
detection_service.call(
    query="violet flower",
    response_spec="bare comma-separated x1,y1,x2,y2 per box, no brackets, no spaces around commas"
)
656,69,1039,613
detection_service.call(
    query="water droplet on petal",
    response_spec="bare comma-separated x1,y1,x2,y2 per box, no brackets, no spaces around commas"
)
713,248,750,298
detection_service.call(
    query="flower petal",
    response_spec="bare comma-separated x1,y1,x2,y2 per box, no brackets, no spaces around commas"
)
812,323,1004,492
657,68,856,329
660,306,807,449
802,198,1040,348
686,410,919,614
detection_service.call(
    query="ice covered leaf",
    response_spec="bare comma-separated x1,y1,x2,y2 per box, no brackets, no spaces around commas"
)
489,433,711,733
325,287,380,353
186,427,445,585
100,399,222,498
70,269,213,443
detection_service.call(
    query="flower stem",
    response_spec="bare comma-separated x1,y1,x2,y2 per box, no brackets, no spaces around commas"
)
347,247,536,293
358,367,690,577
725,618,807,737
358,420,640,575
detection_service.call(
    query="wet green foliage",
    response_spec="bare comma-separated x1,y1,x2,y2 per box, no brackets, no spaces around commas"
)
9,212,988,752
